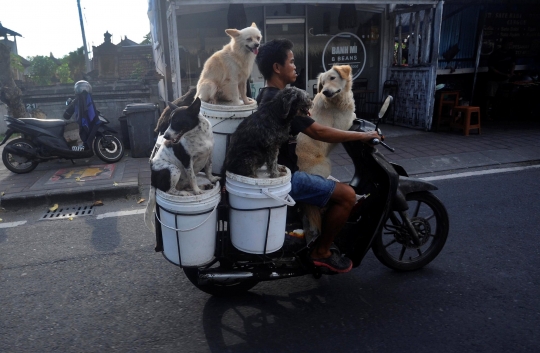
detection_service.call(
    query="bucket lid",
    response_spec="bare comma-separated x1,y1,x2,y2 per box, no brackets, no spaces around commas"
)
123,103,158,114
156,175,220,202
201,101,257,113
226,165,291,186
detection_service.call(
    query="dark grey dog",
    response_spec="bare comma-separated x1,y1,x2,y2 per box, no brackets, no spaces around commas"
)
224,87,312,178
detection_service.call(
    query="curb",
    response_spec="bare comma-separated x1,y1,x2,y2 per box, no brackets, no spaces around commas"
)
0,183,140,209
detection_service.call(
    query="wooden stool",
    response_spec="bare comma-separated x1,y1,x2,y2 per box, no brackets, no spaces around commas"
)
434,91,460,131
451,106,481,136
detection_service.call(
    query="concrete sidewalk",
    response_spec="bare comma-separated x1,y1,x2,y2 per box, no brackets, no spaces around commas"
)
1,120,539,208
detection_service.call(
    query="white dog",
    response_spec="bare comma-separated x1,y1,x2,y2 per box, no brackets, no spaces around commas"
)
196,23,262,105
295,65,356,234
144,98,220,233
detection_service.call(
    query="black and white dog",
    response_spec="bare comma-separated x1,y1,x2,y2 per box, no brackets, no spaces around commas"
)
145,97,220,231
224,87,312,178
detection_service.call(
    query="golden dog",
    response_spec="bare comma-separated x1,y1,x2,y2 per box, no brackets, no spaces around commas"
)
296,65,356,234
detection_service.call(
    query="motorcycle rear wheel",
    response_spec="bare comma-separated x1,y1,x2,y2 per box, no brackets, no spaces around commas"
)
372,191,449,271
2,138,39,174
183,261,260,296
94,135,124,163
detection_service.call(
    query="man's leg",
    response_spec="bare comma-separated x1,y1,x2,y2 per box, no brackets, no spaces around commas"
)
311,183,356,259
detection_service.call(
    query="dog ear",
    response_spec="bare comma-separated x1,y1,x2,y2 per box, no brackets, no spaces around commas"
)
317,73,324,94
251,22,258,28
167,101,179,111
225,29,240,38
187,97,201,114
333,65,352,79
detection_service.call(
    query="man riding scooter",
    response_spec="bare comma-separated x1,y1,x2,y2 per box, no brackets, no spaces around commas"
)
63,80,102,151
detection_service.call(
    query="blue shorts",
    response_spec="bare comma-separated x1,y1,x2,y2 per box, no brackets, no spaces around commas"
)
289,171,337,208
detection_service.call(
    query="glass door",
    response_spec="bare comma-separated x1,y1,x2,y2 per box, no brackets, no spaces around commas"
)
265,18,307,91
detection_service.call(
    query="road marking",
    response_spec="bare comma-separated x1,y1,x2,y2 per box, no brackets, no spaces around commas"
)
0,221,27,229
96,209,146,219
420,164,540,181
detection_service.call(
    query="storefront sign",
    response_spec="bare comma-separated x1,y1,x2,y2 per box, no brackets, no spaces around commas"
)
322,32,366,79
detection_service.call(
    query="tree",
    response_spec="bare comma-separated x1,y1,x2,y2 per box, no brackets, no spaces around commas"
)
0,43,28,119
56,62,73,84
140,32,152,45
10,53,24,73
65,47,86,81
28,55,57,85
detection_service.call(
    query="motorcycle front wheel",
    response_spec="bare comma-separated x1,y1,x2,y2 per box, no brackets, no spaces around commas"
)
94,135,124,163
372,191,449,271
183,261,260,296
2,138,39,174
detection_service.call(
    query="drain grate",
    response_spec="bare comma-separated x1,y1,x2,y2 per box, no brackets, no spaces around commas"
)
40,205,95,220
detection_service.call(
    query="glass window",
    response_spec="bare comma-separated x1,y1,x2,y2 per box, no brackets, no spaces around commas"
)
175,6,263,93
307,5,382,95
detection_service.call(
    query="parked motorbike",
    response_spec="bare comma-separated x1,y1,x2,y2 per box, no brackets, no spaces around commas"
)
155,96,449,296
0,105,124,174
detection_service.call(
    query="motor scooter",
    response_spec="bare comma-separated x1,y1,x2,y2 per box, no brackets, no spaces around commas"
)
155,96,449,296
0,101,124,174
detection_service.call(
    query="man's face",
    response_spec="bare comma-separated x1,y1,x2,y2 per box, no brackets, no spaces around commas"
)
275,50,297,84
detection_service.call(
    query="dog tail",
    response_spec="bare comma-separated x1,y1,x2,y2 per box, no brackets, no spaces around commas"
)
303,203,322,235
144,186,157,234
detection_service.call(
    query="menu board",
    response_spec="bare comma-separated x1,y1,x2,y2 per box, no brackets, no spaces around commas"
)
481,11,540,60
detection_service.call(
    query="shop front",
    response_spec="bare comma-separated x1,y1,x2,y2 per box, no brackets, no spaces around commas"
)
149,1,443,130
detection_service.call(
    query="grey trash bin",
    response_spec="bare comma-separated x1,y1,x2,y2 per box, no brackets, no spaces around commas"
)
123,103,159,158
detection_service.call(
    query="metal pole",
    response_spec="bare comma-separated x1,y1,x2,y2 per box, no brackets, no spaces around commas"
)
77,0,92,73
471,11,486,106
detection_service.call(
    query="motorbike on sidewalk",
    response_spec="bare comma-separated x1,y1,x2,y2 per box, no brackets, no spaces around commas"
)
154,96,450,296
0,98,124,174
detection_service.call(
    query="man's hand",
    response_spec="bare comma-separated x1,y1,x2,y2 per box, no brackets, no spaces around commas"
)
360,130,381,145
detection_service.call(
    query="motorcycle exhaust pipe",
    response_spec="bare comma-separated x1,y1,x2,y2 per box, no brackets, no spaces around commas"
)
198,269,306,285
4,145,37,159
198,272,254,286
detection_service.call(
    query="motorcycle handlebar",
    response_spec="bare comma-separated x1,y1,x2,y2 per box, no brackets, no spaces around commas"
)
370,138,395,152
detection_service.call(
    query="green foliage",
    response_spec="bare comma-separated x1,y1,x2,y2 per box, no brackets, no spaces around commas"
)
140,32,152,45
130,61,145,79
56,62,73,84
10,53,24,72
65,47,86,82
25,47,86,85
28,55,57,85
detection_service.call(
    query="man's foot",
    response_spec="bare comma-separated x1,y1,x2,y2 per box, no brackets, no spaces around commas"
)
311,250,352,273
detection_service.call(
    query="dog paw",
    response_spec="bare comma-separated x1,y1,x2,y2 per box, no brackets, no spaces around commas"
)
201,184,214,190
192,189,205,195
209,176,221,183
244,98,256,105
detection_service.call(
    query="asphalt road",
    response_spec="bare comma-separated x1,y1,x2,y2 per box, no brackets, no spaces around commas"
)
1,167,539,353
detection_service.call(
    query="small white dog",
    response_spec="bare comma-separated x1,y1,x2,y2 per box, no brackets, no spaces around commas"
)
145,98,220,232
196,23,262,105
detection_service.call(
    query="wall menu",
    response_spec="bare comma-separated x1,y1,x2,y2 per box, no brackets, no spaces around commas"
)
481,11,540,60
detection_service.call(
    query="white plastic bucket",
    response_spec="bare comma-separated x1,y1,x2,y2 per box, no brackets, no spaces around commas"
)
226,167,295,254
200,101,257,174
156,176,221,267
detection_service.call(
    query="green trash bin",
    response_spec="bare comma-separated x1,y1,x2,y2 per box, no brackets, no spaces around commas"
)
123,103,159,158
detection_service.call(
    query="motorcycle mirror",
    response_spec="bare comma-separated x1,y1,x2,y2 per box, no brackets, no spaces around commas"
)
66,98,73,106
375,95,393,131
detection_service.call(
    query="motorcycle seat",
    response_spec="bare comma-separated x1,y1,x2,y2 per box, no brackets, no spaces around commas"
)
19,118,67,128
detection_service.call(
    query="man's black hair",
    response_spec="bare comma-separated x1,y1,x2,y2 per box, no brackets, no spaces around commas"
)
255,38,294,81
